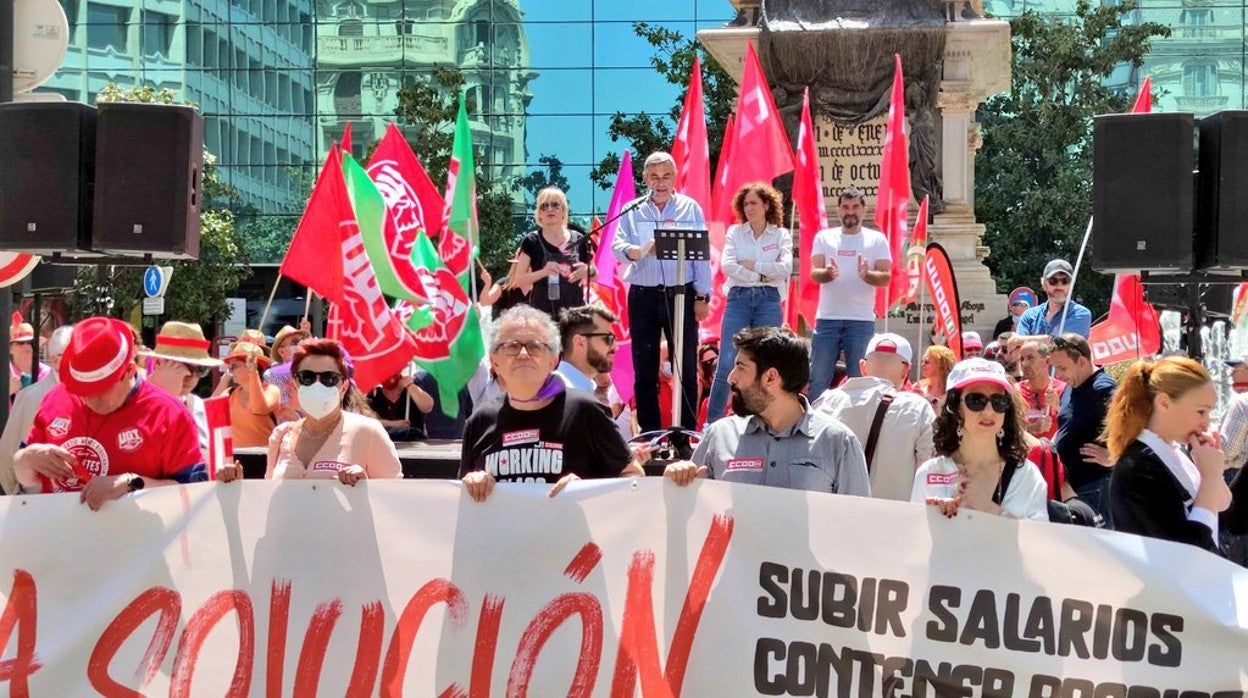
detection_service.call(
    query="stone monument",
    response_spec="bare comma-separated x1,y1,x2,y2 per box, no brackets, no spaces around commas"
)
700,0,1011,351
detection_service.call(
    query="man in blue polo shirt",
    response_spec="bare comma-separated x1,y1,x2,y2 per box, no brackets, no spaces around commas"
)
1017,259,1092,338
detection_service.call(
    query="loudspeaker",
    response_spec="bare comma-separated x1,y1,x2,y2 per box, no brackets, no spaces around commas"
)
0,102,96,254
1197,111,1248,271
1092,112,1195,274
92,103,203,259
1144,282,1234,317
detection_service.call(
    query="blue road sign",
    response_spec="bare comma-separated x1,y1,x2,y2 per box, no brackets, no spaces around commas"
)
143,266,165,298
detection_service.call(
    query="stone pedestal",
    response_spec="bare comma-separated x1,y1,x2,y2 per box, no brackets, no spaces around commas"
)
699,6,1014,352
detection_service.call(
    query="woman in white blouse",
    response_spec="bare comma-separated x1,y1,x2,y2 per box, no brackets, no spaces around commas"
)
1104,356,1231,553
705,183,793,423
911,358,1048,521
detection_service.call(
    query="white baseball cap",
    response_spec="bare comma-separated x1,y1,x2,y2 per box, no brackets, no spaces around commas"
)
866,333,913,363
947,358,1014,392
962,331,984,350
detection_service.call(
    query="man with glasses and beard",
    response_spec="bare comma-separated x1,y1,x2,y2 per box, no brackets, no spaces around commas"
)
663,327,870,496
460,306,644,502
554,306,618,393
1017,259,1092,338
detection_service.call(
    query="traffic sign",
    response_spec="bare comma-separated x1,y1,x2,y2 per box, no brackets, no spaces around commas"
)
142,265,172,298
142,297,165,316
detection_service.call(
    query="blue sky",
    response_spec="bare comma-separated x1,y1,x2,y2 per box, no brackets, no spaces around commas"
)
515,0,734,213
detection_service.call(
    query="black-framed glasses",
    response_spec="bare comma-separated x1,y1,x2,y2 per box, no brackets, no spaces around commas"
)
184,364,212,378
580,332,617,346
538,202,564,211
963,392,1011,414
1046,275,1071,286
295,370,343,387
495,340,553,357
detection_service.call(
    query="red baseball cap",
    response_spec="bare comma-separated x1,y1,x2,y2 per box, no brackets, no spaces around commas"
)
59,317,136,396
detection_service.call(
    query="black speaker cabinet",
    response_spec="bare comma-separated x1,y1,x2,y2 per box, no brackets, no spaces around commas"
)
1197,111,1248,272
92,103,203,259
0,102,96,254
1092,112,1195,274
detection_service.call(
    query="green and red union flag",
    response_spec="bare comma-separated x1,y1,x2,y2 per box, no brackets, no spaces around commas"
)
396,231,484,418
441,94,479,292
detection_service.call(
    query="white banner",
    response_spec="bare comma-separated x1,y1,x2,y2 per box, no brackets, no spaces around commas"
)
1,480,1246,696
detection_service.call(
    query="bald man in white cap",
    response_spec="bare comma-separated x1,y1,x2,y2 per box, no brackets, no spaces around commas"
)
814,333,935,501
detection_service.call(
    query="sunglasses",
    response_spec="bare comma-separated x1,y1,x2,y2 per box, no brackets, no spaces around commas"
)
294,370,343,387
1046,275,1071,286
963,392,1012,414
538,202,564,211
495,340,553,357
579,332,617,346
185,364,212,378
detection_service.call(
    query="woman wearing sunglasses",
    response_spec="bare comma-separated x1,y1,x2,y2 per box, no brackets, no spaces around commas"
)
265,338,401,485
221,339,281,448
1102,357,1231,552
911,358,1048,520
510,187,594,319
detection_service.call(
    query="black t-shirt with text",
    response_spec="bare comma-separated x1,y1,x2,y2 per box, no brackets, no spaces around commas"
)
459,390,630,483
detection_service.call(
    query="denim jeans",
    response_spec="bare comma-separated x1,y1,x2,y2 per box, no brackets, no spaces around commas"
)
808,318,875,397
1075,477,1112,529
706,286,783,424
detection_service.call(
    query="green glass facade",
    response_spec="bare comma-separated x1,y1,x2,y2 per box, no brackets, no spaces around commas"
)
34,0,1246,263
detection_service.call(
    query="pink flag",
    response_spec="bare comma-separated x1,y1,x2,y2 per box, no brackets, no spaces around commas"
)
874,53,912,317
789,87,827,330
673,55,711,213
341,121,354,156
592,151,637,289
1131,76,1152,114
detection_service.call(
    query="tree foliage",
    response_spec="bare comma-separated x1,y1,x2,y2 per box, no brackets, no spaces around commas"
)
70,85,250,329
590,22,738,191
393,67,529,277
976,0,1169,317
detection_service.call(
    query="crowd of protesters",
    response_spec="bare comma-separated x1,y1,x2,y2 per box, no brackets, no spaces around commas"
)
1,155,1246,566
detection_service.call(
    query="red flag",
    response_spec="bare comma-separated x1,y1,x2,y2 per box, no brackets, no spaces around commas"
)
1131,76,1152,114
790,87,827,330
204,396,231,480
673,55,711,212
279,147,418,392
901,195,930,305
874,54,912,317
341,121,354,156
704,44,794,333
702,115,736,335
923,243,963,359
366,123,447,299
279,148,348,304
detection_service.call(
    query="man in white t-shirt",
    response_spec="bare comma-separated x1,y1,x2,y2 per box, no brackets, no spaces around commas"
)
808,187,893,395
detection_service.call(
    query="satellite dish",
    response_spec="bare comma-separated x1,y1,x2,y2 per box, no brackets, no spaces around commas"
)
12,0,70,94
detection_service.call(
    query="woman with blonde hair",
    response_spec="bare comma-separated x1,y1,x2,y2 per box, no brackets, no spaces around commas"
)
706,182,792,422
1104,356,1231,552
918,344,956,411
511,187,593,318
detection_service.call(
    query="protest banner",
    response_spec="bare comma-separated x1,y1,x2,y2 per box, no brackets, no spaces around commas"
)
1,480,1245,695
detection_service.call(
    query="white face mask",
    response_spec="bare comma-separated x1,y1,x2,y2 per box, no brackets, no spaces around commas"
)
297,383,341,420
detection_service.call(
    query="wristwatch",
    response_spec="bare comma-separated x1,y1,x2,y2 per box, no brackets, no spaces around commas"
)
127,474,146,492
694,294,710,303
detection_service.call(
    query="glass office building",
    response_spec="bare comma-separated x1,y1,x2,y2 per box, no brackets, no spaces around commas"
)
34,0,1248,262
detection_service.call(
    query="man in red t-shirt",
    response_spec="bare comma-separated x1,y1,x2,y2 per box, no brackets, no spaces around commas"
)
1017,339,1066,440
12,316,205,510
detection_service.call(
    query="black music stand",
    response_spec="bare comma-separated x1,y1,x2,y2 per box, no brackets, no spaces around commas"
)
653,227,709,427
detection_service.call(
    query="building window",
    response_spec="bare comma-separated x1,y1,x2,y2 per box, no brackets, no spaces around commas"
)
339,20,363,37
60,0,80,41
86,5,130,52
1183,63,1218,96
474,19,489,45
142,11,176,58
335,72,362,116
397,19,415,34
187,23,203,64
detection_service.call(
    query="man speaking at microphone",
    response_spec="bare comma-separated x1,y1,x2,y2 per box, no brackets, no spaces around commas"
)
611,151,711,432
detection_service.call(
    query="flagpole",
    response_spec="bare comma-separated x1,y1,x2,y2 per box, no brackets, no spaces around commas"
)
883,190,893,333
1061,216,1094,337
917,270,927,382
787,204,798,327
257,274,282,334
303,292,313,324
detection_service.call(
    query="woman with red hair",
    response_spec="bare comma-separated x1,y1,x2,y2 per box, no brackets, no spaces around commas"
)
263,338,401,485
